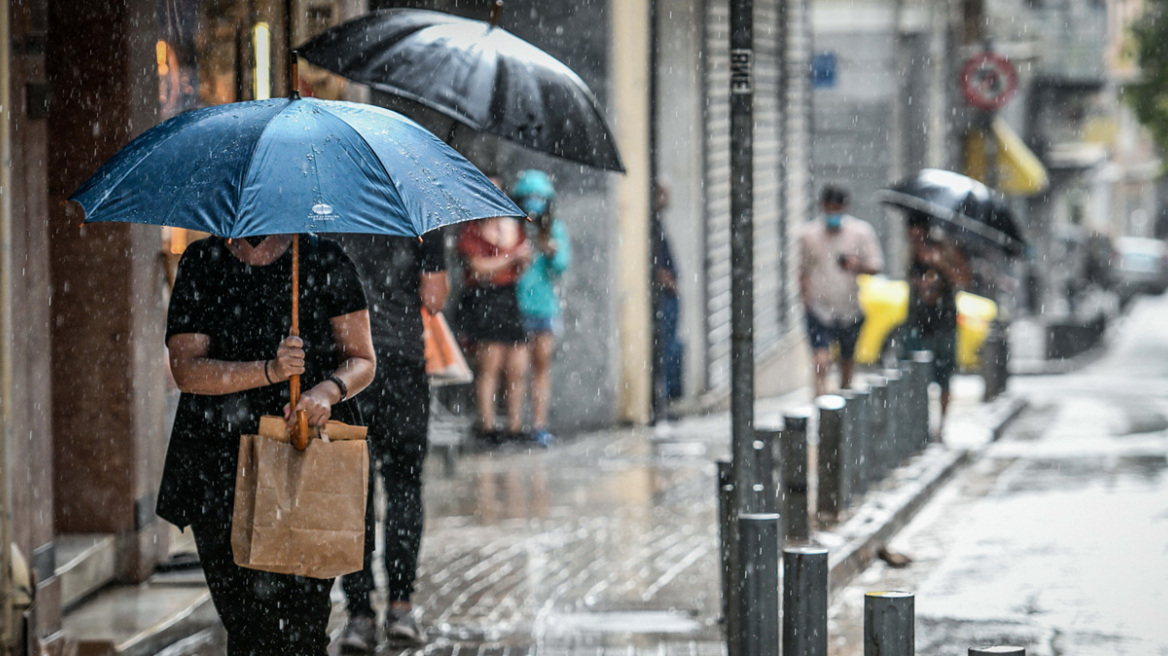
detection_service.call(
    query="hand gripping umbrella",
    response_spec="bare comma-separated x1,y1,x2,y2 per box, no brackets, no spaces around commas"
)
877,169,1026,257
70,86,522,449
296,4,625,173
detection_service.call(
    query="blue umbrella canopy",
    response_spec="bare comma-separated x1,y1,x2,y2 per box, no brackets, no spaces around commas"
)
70,96,523,237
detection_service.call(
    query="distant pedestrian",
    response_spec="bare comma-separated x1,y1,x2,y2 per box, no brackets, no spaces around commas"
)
651,179,683,418
456,179,534,443
161,235,375,656
513,170,570,447
332,231,449,651
799,185,884,397
904,212,971,436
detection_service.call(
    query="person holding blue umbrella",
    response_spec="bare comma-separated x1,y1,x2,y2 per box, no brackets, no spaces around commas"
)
70,86,522,655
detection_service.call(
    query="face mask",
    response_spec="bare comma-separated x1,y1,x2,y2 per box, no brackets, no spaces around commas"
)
825,214,843,230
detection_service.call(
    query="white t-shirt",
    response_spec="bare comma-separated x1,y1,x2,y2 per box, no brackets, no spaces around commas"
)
798,215,884,323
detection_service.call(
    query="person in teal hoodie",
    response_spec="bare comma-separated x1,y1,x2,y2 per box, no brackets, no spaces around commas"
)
513,170,571,447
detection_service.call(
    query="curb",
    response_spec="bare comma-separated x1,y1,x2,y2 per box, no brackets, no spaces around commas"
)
823,393,1029,596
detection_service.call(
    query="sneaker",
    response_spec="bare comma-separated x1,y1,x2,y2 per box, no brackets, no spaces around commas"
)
531,429,555,448
337,615,376,654
385,607,426,646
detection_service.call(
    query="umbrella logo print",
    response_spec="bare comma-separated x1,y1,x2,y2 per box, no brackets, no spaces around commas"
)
311,202,337,221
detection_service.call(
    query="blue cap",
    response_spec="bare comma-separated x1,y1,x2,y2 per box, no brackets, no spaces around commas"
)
510,170,555,217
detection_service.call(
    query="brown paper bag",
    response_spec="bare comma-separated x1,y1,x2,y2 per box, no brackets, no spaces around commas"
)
232,416,369,579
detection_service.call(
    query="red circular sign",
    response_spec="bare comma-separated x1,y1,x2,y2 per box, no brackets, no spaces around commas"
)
960,52,1018,111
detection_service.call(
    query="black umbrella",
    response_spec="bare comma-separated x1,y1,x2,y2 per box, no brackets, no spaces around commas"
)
297,7,625,173
877,169,1026,256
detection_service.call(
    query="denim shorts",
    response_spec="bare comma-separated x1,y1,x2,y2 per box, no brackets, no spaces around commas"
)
805,312,864,360
522,315,558,337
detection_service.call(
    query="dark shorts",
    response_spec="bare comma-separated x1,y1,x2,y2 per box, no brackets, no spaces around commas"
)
904,328,957,392
456,284,526,344
805,312,864,360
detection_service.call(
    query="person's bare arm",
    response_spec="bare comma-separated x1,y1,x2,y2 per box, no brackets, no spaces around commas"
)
286,310,376,428
169,333,304,395
420,271,449,315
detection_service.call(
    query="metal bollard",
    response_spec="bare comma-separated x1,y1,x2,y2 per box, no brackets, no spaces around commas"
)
882,369,904,478
753,429,779,513
737,514,781,656
911,350,935,449
865,377,887,488
815,395,846,523
969,648,1025,655
780,412,811,543
981,320,1010,401
782,546,828,656
717,460,740,656
898,361,918,463
845,387,869,505
864,591,914,656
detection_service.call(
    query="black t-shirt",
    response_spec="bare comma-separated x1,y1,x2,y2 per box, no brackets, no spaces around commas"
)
906,258,958,335
330,233,445,363
157,236,367,528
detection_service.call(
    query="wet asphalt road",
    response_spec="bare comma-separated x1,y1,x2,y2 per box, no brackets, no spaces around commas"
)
828,293,1168,656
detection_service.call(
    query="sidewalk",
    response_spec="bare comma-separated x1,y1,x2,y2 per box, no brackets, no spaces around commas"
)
63,377,1025,656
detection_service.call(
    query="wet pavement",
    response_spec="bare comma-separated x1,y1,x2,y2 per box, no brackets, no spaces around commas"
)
828,292,1168,656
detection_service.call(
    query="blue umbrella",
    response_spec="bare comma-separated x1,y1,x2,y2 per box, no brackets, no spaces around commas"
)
70,96,522,237
70,95,523,447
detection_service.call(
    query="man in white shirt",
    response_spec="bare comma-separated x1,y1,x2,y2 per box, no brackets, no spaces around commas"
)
799,185,884,396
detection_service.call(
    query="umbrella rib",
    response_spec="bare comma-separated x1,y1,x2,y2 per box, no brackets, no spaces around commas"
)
877,190,1021,248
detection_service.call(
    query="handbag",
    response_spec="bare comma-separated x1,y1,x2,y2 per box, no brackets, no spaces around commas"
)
423,309,475,386
231,416,368,579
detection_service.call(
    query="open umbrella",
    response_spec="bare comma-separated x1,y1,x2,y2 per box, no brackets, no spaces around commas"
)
296,6,625,173
70,93,522,447
877,168,1026,256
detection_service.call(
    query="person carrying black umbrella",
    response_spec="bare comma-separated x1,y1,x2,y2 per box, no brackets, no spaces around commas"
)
904,212,972,436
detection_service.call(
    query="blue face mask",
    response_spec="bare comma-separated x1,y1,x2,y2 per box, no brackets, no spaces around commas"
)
825,214,843,230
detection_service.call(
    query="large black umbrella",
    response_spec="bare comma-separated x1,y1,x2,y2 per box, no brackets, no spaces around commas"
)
297,7,625,173
877,169,1026,256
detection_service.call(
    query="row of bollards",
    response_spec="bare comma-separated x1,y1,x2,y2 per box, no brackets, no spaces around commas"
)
717,348,1023,656
817,351,935,522
720,459,1026,656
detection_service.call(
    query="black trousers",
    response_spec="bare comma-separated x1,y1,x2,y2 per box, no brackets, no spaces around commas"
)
192,519,332,656
342,354,429,616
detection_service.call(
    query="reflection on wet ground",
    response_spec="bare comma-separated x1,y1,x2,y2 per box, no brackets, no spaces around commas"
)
333,425,734,655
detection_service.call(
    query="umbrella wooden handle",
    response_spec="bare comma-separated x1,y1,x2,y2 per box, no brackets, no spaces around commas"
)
290,234,310,450
489,0,503,26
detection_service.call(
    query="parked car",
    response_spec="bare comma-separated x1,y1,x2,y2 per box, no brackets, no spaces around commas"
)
853,274,997,370
1110,236,1168,298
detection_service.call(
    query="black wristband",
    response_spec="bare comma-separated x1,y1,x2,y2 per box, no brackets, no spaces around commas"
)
327,375,347,402
264,359,274,385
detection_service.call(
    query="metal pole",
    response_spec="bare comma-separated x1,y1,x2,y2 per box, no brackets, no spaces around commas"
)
718,460,741,656
737,514,780,656
782,547,828,656
780,412,811,543
728,2,756,649
815,395,846,523
729,0,757,516
969,648,1025,655
864,591,914,656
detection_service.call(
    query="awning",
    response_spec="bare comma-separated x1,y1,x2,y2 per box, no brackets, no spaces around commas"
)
964,117,1050,196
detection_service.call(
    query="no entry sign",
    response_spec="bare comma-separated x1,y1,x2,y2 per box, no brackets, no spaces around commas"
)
960,52,1018,111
